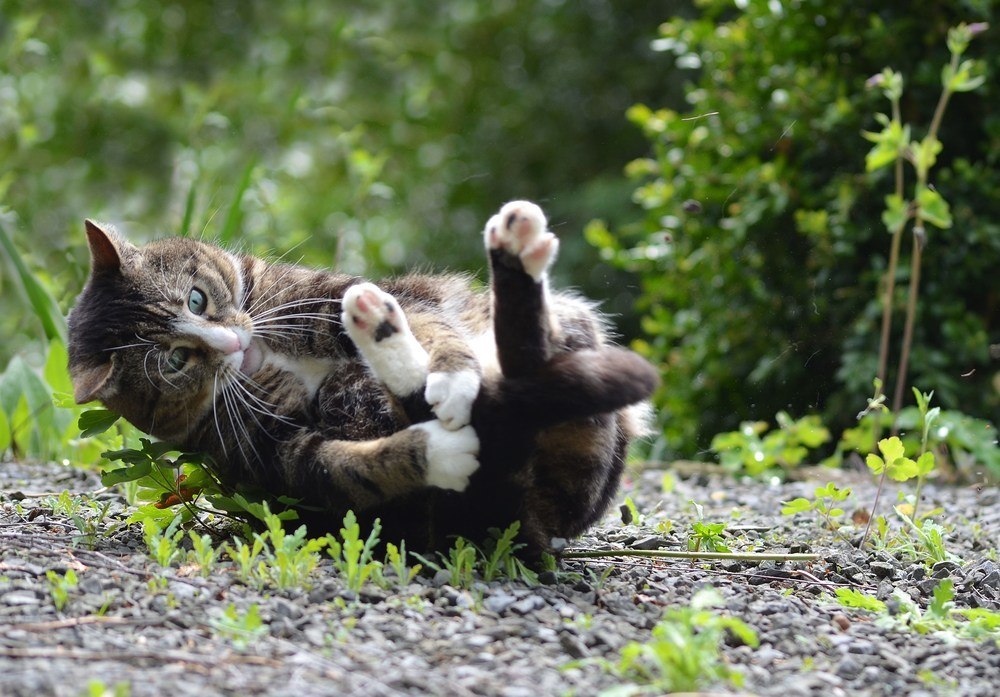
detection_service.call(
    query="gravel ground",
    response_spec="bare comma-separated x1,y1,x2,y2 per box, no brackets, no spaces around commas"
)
1,458,998,696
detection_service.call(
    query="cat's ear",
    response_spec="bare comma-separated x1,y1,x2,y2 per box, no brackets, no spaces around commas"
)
71,359,116,405
84,219,135,275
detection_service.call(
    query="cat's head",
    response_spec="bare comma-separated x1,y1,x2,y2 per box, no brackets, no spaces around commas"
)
67,221,257,441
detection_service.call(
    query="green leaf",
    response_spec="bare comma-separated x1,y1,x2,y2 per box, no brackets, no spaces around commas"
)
863,119,908,172
78,408,121,438
881,194,909,233
887,456,918,482
915,451,935,477
877,437,906,463
866,453,886,475
836,588,886,613
928,579,954,620
910,137,942,180
915,185,952,229
0,220,67,344
944,58,986,93
100,458,152,486
780,498,812,515
0,408,10,454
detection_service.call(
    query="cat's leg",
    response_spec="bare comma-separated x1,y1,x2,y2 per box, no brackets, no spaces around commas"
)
484,201,609,374
342,282,480,430
278,420,480,509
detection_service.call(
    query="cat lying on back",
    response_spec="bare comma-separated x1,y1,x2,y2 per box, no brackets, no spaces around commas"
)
68,201,658,551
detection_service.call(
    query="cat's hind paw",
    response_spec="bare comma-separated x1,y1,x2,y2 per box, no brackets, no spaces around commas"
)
484,200,559,283
425,369,480,430
412,421,480,492
343,282,429,397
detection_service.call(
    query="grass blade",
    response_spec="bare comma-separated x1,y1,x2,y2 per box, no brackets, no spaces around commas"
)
218,159,256,245
0,219,67,343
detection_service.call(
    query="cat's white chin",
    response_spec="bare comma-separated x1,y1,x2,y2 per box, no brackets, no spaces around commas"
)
239,340,264,375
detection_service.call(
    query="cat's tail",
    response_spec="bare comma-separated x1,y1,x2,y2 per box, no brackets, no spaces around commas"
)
475,347,659,431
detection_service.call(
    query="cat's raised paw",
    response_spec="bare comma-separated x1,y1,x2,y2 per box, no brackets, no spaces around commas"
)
425,369,480,430
484,200,559,282
412,421,480,492
343,283,429,397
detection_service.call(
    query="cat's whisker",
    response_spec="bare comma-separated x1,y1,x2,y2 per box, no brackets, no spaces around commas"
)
250,297,341,320
142,348,158,389
223,383,265,465
107,333,156,353
227,374,296,427
211,372,228,458
254,313,341,325
155,352,180,390
244,266,311,316
220,383,254,465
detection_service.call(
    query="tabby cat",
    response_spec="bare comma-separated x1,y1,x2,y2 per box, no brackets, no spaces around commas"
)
68,201,658,551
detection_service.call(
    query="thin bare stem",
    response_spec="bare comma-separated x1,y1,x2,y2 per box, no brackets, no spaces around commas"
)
874,96,906,449
561,549,820,563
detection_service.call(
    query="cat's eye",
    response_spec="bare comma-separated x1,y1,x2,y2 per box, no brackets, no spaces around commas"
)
165,347,191,373
188,287,208,315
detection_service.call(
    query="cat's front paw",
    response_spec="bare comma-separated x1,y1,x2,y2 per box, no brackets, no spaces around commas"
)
343,282,429,396
484,200,559,282
425,370,481,430
412,421,480,492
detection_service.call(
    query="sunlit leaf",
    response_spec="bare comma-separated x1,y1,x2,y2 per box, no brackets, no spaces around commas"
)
916,185,952,229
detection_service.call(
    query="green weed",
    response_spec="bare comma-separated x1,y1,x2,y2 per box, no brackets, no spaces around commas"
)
687,501,730,554
415,521,537,590
210,603,267,650
781,482,852,540
46,568,78,612
598,587,758,694
710,412,830,478
835,579,1000,644
325,510,382,593
187,530,220,577
143,520,184,568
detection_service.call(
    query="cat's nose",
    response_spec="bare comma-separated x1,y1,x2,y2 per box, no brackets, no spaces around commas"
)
199,326,242,355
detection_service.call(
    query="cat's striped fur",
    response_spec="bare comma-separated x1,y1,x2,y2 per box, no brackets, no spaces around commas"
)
68,201,658,551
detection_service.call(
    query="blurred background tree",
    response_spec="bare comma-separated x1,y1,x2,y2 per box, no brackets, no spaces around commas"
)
0,0,680,362
591,0,998,458
1,0,996,464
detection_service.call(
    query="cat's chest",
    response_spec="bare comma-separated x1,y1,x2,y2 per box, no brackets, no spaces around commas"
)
261,352,337,398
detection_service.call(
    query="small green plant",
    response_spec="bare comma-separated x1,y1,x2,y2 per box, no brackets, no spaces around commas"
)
895,510,962,567
210,603,267,650
325,510,382,593
83,679,131,697
781,482,852,539
383,541,421,586
687,502,730,554
143,520,184,568
187,530,220,578
42,491,114,545
599,587,758,694
836,579,1000,644
478,522,538,584
415,521,537,590
710,412,830,478
46,568,78,612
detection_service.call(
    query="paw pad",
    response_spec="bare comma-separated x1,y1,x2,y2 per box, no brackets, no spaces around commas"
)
484,200,558,282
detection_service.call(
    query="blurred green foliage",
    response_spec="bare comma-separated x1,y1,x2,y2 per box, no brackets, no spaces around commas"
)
2,0,997,468
592,0,999,457
0,0,678,363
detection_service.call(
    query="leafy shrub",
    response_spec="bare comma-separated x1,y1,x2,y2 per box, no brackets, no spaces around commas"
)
592,0,999,457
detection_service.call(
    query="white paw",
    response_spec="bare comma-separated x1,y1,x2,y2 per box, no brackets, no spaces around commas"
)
343,283,429,396
412,421,480,492
425,370,481,430
483,200,559,282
